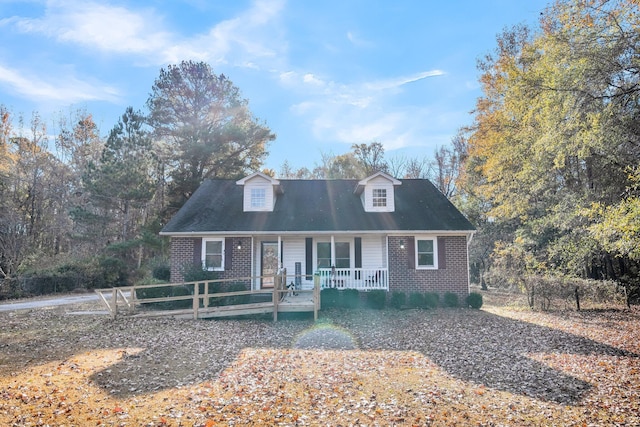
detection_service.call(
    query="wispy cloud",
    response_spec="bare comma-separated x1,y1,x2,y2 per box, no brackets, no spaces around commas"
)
0,63,120,103
283,69,447,150
2,1,171,56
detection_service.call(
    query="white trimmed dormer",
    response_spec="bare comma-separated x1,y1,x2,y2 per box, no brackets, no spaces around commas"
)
236,172,281,212
354,172,401,212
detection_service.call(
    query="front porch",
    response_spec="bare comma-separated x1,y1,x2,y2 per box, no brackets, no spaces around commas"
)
307,268,388,291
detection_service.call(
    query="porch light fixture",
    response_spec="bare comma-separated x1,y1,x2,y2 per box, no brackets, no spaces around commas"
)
400,239,405,249
237,241,242,250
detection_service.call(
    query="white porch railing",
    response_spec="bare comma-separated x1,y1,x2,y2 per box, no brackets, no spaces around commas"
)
317,268,388,291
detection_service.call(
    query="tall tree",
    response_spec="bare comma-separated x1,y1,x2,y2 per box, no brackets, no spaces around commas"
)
146,61,275,207
462,0,640,292
82,107,156,253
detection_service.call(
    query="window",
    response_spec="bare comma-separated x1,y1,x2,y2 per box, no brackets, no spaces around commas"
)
335,242,350,268
251,188,266,209
317,242,331,269
416,238,436,269
372,188,387,207
203,239,224,271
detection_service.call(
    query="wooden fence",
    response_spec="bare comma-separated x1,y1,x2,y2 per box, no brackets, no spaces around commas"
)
94,270,320,321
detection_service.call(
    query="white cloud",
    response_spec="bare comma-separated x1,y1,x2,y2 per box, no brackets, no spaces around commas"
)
285,69,447,151
0,63,120,103
2,0,286,68
3,1,171,56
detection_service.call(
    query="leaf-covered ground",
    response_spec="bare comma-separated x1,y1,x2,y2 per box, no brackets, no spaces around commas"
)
0,291,638,426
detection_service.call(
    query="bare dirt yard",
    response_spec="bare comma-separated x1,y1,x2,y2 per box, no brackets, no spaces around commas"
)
0,291,638,426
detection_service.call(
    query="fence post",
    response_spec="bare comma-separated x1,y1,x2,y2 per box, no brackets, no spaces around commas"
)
111,287,117,319
273,273,279,321
193,282,199,319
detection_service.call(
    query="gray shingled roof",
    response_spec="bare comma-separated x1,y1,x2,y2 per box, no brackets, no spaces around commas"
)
160,179,475,234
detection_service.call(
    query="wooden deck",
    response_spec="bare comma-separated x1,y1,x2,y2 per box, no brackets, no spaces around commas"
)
95,272,320,321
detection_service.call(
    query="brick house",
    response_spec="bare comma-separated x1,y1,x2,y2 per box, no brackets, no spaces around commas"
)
160,171,475,299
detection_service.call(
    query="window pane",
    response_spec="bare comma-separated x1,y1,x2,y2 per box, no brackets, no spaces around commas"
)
251,188,266,208
317,242,331,268
205,240,223,269
417,239,435,267
205,254,222,269
418,253,434,266
372,188,387,207
418,239,433,252
335,242,350,268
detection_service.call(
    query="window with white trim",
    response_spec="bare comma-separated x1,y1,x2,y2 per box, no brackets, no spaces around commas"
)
251,188,266,209
317,242,331,269
335,242,350,268
203,238,224,271
416,238,437,269
372,188,387,207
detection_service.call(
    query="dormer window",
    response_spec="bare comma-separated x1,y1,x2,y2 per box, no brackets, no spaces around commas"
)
251,188,266,209
236,172,281,212
372,188,387,207
355,172,401,212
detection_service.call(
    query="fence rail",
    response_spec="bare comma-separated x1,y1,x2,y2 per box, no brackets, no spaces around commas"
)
94,270,319,321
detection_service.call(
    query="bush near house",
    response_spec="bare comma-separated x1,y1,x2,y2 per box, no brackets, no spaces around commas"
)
443,292,459,308
466,292,483,309
408,292,425,308
321,288,339,308
424,292,440,309
340,289,361,308
390,291,406,309
366,290,386,309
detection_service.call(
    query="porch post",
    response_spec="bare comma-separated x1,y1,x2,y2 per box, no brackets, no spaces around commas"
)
330,235,335,267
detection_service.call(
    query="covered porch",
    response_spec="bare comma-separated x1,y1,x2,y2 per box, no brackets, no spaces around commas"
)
251,234,390,292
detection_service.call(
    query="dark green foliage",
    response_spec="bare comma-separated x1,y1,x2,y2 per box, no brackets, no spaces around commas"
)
366,290,386,309
424,292,440,309
181,263,218,282
390,291,406,309
136,284,193,309
466,292,484,309
223,282,250,305
321,288,339,309
16,257,128,296
408,292,425,308
443,292,459,308
340,289,361,308
151,262,171,282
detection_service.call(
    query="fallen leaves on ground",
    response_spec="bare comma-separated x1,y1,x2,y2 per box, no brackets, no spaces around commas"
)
0,292,638,426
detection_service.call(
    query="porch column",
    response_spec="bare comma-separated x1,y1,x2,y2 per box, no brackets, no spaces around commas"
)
330,235,335,267
278,235,282,268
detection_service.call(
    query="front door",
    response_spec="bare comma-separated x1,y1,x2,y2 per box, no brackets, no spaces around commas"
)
261,242,279,288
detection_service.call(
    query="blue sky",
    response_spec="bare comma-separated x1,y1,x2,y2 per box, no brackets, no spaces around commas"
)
0,0,549,172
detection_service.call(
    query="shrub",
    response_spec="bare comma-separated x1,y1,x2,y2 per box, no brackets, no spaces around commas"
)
136,283,193,309
181,263,218,282
466,292,483,309
408,292,425,308
390,291,406,309
443,292,459,308
321,288,339,309
423,292,440,309
341,289,361,308
152,262,171,282
367,290,386,309
223,282,250,305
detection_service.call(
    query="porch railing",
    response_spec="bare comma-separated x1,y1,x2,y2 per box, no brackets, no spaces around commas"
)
317,268,388,291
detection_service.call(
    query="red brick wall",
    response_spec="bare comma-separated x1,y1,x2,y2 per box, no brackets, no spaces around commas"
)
388,235,470,299
170,237,252,289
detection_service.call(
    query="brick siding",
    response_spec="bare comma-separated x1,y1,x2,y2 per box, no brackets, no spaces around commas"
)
388,235,470,300
170,237,252,290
